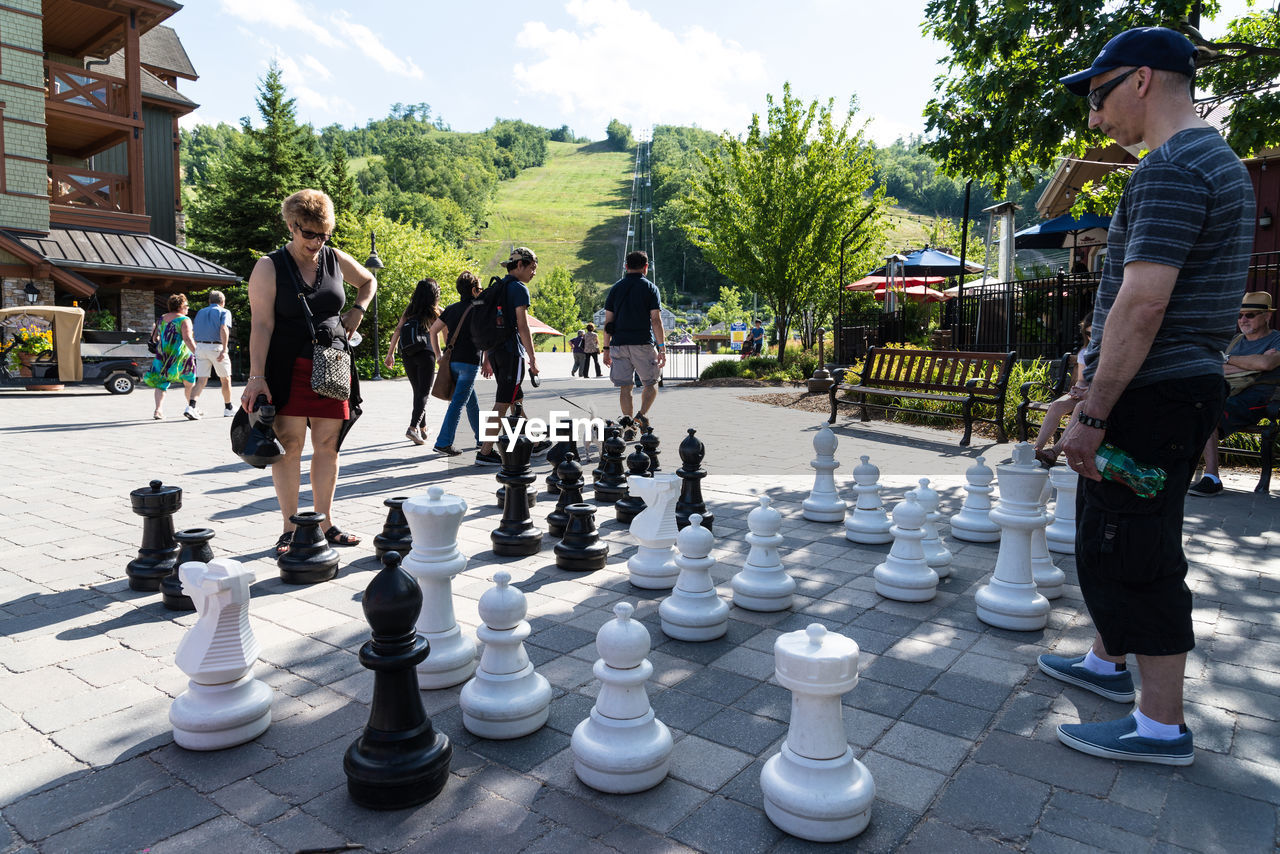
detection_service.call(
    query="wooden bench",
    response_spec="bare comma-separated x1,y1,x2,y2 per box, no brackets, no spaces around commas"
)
828,348,1016,446
1016,352,1075,443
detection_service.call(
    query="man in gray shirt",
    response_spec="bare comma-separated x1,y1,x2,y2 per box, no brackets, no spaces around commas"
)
1045,27,1254,766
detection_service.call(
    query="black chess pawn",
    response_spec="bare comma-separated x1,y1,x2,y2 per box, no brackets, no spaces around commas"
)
162,527,214,610
554,504,609,571
592,421,618,486
127,480,182,592
496,485,537,510
345,551,452,809
615,445,652,525
278,511,340,584
593,425,628,504
373,496,413,560
547,453,586,538
640,425,660,475
676,429,714,532
492,417,544,556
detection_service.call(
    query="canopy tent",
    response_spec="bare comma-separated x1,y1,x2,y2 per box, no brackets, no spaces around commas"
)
866,248,984,278
0,305,84,381
873,284,950,303
846,274,945,291
525,313,561,337
1013,212,1110,251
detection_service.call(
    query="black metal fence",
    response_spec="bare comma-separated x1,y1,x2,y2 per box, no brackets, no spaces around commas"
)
950,272,1099,361
662,343,701,381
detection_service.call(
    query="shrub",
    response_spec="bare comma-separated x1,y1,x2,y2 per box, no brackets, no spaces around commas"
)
699,359,742,380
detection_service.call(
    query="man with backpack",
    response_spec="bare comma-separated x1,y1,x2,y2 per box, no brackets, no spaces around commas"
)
602,250,665,439
474,246,542,466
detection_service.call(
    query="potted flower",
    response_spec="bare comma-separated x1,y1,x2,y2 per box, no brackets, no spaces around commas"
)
5,323,54,376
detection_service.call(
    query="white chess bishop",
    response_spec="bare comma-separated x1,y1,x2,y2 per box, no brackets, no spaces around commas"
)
403,486,477,689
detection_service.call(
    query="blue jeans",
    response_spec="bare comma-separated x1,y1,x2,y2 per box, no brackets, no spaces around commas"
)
436,361,480,448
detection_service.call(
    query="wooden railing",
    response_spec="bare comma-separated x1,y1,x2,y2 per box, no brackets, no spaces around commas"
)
48,164,131,212
44,60,128,117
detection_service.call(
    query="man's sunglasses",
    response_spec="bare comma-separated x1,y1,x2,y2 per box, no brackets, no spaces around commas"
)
1087,67,1138,111
294,224,332,242
1240,311,1265,319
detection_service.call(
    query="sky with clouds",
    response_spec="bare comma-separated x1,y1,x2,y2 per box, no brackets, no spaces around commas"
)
173,0,1255,144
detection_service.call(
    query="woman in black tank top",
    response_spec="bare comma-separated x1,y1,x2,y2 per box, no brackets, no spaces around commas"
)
241,189,379,555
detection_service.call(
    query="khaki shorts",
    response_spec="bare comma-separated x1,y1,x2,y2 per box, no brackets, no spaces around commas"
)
609,344,661,387
195,341,230,378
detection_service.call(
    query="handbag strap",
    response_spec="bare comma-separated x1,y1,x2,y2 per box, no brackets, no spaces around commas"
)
443,303,474,351
278,247,347,347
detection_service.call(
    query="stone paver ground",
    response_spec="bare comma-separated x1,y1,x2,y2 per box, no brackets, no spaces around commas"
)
1,361,1277,852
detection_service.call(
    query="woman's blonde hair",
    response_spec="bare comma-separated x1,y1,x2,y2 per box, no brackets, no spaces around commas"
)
281,189,335,231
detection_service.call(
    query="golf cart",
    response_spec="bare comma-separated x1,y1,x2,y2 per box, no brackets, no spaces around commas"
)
0,305,147,393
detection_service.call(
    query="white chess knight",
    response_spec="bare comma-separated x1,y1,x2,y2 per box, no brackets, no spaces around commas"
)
1031,478,1065,599
572,602,672,793
873,492,939,602
403,486,477,689
975,443,1051,631
659,514,729,641
914,477,952,578
950,456,1001,543
170,558,272,750
627,473,681,590
460,571,552,739
802,424,846,522
761,624,875,842
731,496,795,612
1045,466,1078,554
844,456,892,544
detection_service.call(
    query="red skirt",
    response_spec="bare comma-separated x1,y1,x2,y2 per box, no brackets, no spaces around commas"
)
279,357,349,420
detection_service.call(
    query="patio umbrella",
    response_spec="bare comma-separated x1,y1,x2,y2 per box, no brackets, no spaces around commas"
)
865,247,984,277
846,274,945,291
873,284,950,303
1013,212,1110,251
525,313,561,336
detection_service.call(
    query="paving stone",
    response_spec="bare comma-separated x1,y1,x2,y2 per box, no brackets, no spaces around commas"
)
530,786,620,837
717,757,766,808
544,690,595,735
149,815,285,853
3,755,175,841
297,783,439,852
468,726,571,773
898,818,1021,853
652,688,723,732
150,740,279,793
37,785,221,854
709,646,776,680
254,737,350,805
426,790,549,851
846,678,918,718
669,795,782,854
930,672,1013,711
932,765,1050,842
861,656,944,692
875,721,972,774
692,707,788,756
519,825,616,854
669,734,754,791
210,778,292,825
597,821,700,854
733,682,792,722
972,730,1117,796
671,667,757,704
861,751,948,812
1157,778,1277,852
590,777,710,834
769,798,920,854
47,693,173,766
903,695,996,740
259,807,348,852
1025,829,1108,854
253,696,369,759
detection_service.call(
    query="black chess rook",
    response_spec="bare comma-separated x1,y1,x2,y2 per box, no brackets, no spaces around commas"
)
127,480,182,592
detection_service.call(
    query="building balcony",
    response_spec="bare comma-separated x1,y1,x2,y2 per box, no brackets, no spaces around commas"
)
48,164,149,233
44,60,141,159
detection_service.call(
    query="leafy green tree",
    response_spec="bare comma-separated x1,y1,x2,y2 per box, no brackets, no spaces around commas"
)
531,267,583,348
684,84,886,361
705,285,751,329
179,122,239,187
650,125,734,298
549,124,576,143
487,119,549,178
606,119,633,152
186,62,324,278
322,142,361,237
922,2,1280,190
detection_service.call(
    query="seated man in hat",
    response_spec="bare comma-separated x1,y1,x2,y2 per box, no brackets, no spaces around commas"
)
1189,291,1280,496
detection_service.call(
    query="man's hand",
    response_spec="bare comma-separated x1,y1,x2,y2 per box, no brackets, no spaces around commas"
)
1056,402,1104,481
481,355,493,379
656,350,667,368
603,351,612,368
528,356,539,376
216,347,227,362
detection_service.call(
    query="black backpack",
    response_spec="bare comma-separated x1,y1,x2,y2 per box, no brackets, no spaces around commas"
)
469,276,517,351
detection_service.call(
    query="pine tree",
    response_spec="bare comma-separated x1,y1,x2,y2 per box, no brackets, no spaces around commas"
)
187,62,323,278
322,141,360,243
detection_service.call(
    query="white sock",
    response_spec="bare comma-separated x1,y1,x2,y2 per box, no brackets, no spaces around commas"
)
1081,650,1124,675
1133,708,1184,740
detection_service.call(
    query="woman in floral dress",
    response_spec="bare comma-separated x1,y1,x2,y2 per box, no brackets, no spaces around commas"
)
145,293,198,420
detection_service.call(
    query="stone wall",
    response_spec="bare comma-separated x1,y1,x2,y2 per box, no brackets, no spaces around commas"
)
120,290,154,333
1,277,51,308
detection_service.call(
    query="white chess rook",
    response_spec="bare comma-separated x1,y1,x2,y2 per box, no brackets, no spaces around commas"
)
761,624,875,842
626,474,681,590
1031,478,1065,599
950,456,1001,543
572,603,673,793
170,558,272,750
915,477,953,578
1046,466,1078,554
460,571,552,739
802,424,846,522
731,496,795,612
403,486,477,689
844,456,892,544
659,514,729,641
873,493,939,602
976,444,1051,631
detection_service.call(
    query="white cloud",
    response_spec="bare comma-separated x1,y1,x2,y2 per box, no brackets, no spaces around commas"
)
513,0,766,135
300,54,333,82
330,11,423,79
273,53,352,119
219,0,339,47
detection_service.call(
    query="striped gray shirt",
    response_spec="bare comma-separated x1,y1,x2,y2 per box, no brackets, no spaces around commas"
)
1081,127,1255,387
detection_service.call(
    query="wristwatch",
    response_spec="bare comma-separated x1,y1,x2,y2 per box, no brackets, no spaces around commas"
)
1077,411,1108,430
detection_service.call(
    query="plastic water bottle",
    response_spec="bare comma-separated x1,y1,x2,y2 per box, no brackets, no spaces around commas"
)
1094,443,1167,498
496,306,505,334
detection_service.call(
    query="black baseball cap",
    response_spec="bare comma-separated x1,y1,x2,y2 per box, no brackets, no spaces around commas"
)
1060,27,1196,96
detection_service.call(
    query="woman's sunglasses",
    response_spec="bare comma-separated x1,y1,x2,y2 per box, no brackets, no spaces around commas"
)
293,224,332,242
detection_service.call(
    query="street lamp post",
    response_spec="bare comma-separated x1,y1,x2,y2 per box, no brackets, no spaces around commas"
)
364,232,385,380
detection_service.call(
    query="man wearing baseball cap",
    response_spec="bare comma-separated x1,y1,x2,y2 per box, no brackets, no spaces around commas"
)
476,246,543,466
1045,27,1255,766
1189,291,1280,496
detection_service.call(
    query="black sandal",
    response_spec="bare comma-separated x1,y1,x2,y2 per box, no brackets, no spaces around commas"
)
325,526,361,546
274,531,294,556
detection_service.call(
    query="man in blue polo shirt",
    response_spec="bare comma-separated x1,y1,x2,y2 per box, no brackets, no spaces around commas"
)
602,251,665,439
189,290,233,419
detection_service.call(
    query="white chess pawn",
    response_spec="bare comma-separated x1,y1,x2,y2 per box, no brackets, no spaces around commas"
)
873,493,939,602
914,477,952,579
975,444,1051,631
659,514,729,641
761,624,875,842
950,456,1001,543
731,496,795,612
572,602,672,793
1031,479,1065,599
844,456,892,544
627,473,681,590
802,424,846,522
170,558,272,750
460,571,552,739
403,486,477,689
1045,466,1077,554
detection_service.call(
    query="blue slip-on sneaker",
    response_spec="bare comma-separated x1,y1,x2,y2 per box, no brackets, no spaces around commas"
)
1038,653,1136,703
1057,714,1194,766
